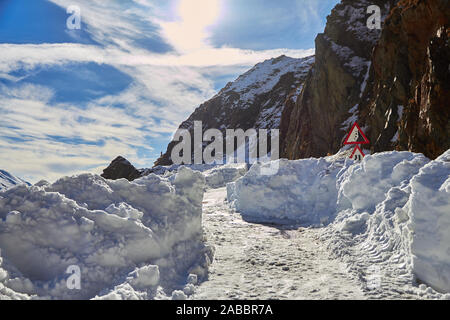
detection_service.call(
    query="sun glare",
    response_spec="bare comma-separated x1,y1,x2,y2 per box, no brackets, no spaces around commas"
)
179,0,220,28
163,0,221,52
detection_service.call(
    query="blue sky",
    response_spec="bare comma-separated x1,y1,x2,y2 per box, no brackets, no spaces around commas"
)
0,0,339,182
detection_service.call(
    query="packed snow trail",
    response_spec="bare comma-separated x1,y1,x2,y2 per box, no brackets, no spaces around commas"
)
192,188,366,300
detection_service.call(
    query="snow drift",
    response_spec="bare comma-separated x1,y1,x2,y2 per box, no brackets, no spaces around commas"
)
148,163,248,189
0,167,213,299
407,151,450,293
227,150,450,294
227,158,345,225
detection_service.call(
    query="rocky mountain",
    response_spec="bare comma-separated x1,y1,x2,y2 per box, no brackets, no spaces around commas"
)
152,0,448,168
154,55,314,166
281,0,449,160
0,169,28,191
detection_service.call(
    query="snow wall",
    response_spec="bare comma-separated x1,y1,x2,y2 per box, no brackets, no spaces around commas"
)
227,150,450,293
0,167,213,299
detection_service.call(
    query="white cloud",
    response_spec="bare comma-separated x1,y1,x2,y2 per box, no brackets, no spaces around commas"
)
0,0,315,182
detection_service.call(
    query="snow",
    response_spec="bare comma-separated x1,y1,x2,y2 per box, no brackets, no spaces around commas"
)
0,167,213,299
145,163,248,189
1,150,448,299
223,55,314,104
218,55,314,130
203,164,248,189
407,151,450,293
193,187,365,300
227,158,345,226
341,104,359,131
359,61,371,97
227,150,450,295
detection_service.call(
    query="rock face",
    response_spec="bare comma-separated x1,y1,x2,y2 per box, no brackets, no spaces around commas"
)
281,0,398,159
360,0,450,159
281,0,449,160
155,55,314,166
101,156,141,181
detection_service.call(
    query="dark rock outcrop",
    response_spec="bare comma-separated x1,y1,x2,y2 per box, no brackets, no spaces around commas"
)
101,156,141,181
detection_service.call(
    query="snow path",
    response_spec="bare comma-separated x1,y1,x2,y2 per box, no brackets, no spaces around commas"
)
192,188,366,300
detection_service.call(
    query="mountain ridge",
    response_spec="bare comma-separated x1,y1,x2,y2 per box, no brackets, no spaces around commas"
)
154,54,314,166
0,169,28,191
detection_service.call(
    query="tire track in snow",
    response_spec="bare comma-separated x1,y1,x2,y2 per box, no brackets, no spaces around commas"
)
192,188,366,300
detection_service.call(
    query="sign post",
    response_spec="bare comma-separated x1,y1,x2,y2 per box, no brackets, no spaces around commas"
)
344,122,369,161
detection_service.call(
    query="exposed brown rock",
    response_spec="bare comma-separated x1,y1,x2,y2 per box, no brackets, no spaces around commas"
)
360,0,450,159
281,0,398,159
282,0,449,160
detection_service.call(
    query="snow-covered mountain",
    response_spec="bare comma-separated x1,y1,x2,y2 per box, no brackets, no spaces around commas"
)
155,55,314,166
0,170,28,191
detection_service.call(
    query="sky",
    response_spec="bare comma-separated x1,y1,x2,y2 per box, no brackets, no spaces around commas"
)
0,0,339,183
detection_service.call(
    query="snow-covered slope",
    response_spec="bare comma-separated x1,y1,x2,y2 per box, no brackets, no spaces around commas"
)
0,170,27,191
227,150,450,295
219,55,314,128
0,168,213,299
155,55,314,166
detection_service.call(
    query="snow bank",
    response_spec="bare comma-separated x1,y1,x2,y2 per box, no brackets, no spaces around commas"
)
406,151,450,293
146,163,248,189
203,164,248,189
227,150,450,294
227,157,349,225
0,167,213,299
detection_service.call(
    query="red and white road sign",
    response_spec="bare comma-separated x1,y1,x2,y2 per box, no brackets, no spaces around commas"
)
344,122,370,145
350,145,365,161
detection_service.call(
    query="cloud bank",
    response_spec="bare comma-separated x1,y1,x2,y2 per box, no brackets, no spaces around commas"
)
0,0,323,182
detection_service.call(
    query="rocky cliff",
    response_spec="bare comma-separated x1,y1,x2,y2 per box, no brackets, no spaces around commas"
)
155,55,314,166
281,0,399,159
281,0,449,160
360,0,450,159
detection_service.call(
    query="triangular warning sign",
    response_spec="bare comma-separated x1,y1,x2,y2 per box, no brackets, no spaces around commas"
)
350,145,365,161
344,122,370,145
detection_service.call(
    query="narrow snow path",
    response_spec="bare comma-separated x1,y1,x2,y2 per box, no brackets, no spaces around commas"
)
192,188,366,300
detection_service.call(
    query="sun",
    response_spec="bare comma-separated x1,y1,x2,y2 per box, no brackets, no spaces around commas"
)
178,0,220,29
162,0,221,52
